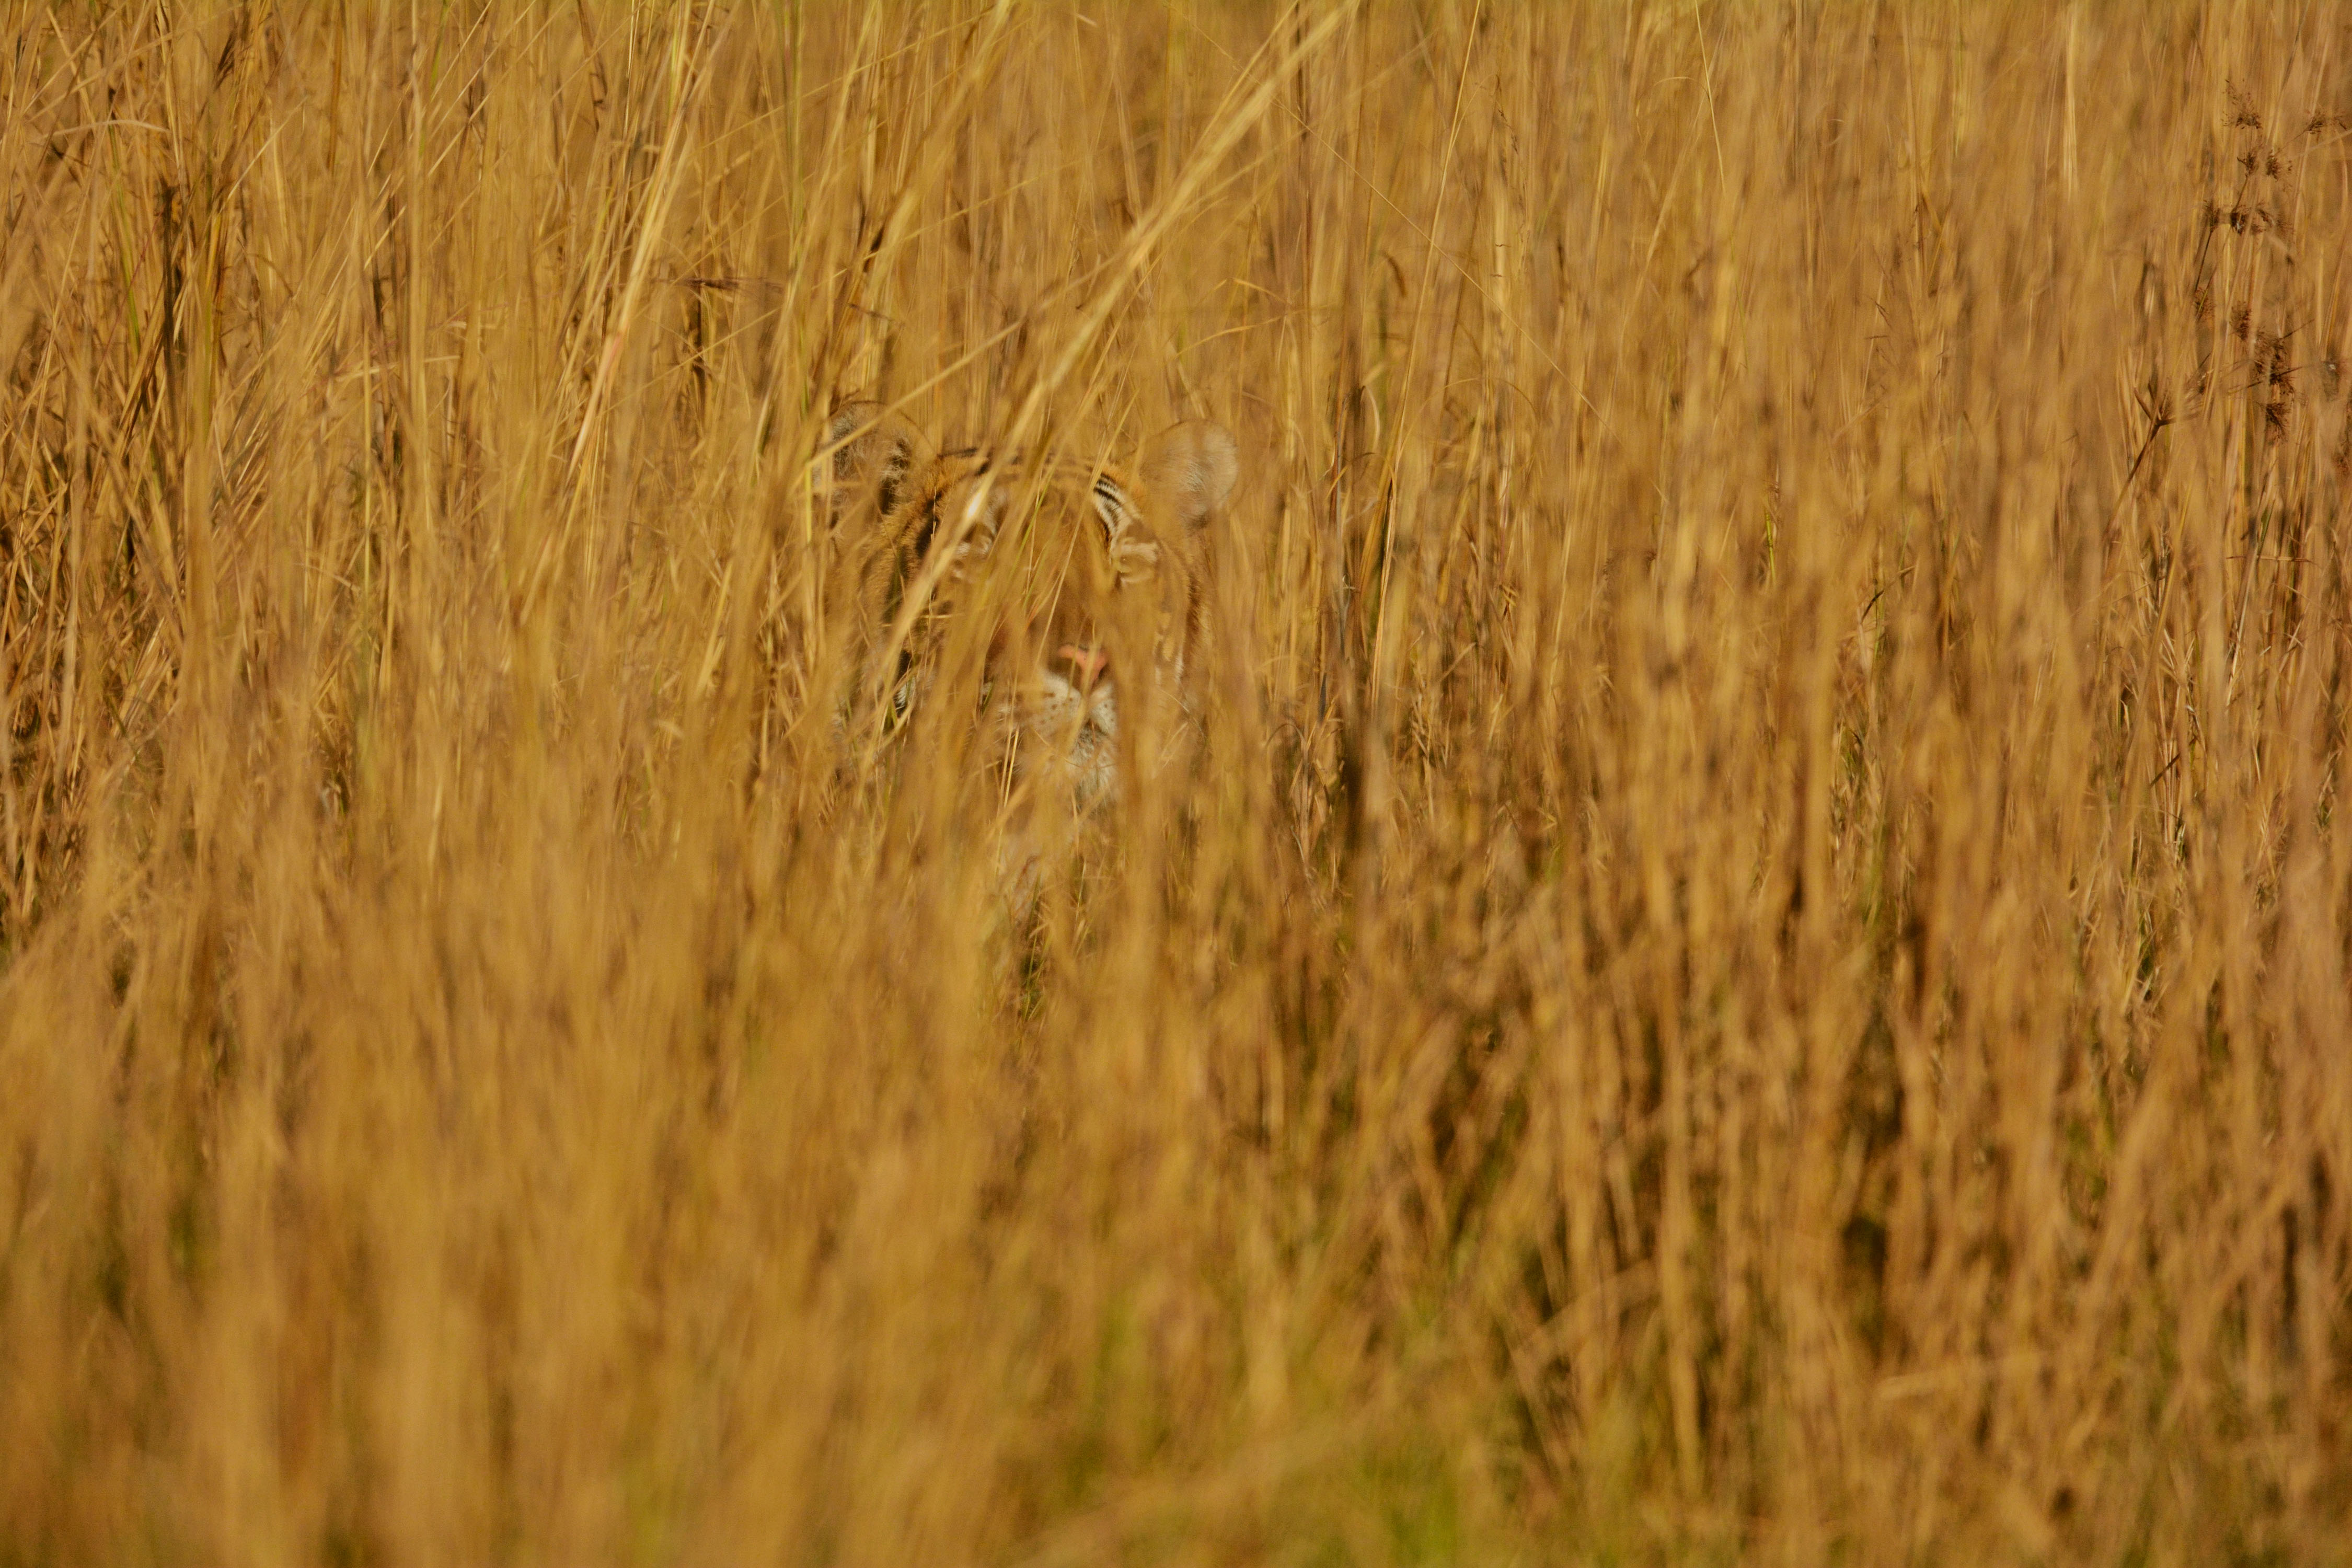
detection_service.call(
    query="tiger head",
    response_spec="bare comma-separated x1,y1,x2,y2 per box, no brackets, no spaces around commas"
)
825,403,1240,808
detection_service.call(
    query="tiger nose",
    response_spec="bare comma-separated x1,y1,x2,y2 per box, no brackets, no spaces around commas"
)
1055,643,1110,686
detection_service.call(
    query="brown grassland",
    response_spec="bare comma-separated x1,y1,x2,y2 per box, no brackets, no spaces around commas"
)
6,2,2352,1562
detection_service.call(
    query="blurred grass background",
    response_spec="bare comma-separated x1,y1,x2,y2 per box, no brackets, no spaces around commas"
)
4,3,2351,1562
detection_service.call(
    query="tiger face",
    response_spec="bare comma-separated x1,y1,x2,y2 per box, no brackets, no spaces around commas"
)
826,405,1240,809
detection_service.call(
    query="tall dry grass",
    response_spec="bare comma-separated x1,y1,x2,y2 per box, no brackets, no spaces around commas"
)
4,3,2351,1562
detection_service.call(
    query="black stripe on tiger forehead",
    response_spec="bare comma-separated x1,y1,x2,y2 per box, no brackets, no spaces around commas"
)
905,456,1145,562
962,456,1138,534
1090,474,1136,534
902,451,994,561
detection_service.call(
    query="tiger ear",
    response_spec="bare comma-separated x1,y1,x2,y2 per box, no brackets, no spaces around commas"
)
1140,419,1239,531
823,401,929,520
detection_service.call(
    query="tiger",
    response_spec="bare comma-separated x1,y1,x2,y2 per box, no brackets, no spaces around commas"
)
822,401,1241,823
